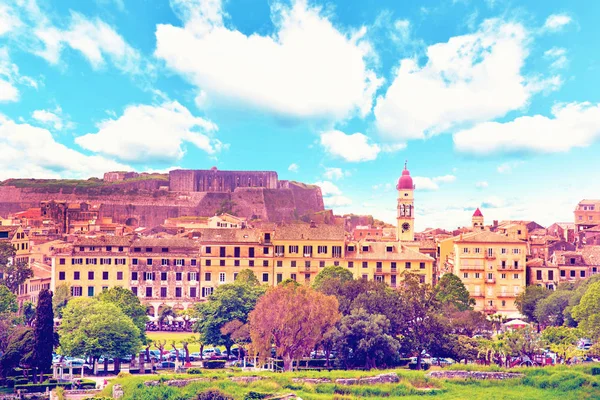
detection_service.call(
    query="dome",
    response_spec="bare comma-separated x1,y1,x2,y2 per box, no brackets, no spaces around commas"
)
397,162,414,190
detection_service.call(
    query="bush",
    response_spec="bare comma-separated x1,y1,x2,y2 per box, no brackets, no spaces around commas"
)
203,360,226,369
244,392,268,400
408,363,431,370
590,367,600,376
196,389,234,400
14,383,71,393
117,371,131,378
188,368,203,374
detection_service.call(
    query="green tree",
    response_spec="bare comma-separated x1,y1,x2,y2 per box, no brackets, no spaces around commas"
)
194,276,266,355
515,286,550,324
21,301,36,326
571,280,600,340
98,286,148,343
59,298,141,367
52,283,71,318
0,243,32,293
215,200,238,216
504,326,542,361
158,306,175,330
0,284,17,314
397,273,445,369
541,326,581,362
435,273,475,311
234,269,260,285
312,266,354,291
332,308,400,369
33,289,54,383
0,327,35,377
534,290,572,327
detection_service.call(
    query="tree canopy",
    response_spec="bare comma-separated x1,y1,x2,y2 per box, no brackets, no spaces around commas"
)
33,289,54,382
98,286,148,343
571,280,600,340
312,266,354,291
515,286,550,323
0,284,17,314
249,284,340,371
0,242,32,293
435,273,474,311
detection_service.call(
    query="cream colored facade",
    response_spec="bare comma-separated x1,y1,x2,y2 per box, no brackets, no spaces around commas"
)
453,231,527,317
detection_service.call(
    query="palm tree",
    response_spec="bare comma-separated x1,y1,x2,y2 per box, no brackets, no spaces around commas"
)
158,306,175,330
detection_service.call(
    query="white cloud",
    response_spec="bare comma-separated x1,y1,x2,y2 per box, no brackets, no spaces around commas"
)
392,19,411,43
313,180,352,208
454,102,600,154
544,47,568,69
374,19,552,141
0,47,37,102
481,196,505,208
75,101,221,163
35,12,141,73
323,167,350,180
0,115,129,180
288,163,299,173
155,0,382,120
412,177,439,191
32,107,64,130
0,4,21,36
475,181,489,188
544,14,572,31
496,161,523,173
432,175,456,183
320,130,380,162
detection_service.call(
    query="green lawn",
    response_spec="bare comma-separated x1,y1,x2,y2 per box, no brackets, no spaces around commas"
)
103,363,600,400
146,332,205,353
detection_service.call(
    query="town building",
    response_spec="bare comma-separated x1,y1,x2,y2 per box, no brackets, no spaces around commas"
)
396,162,415,242
574,200,600,232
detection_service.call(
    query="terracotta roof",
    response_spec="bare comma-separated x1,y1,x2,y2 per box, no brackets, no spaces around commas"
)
194,229,262,243
526,258,546,267
132,238,200,248
581,246,600,266
473,208,483,217
347,242,434,261
274,223,345,241
583,225,600,233
74,236,133,246
454,230,525,244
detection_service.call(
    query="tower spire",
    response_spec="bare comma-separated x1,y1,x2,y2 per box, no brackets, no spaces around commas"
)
404,160,407,170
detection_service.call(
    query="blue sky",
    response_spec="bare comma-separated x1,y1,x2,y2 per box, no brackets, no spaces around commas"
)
1,0,600,230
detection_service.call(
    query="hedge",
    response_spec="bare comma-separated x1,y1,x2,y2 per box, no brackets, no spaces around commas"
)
188,368,203,374
14,383,71,393
203,360,226,369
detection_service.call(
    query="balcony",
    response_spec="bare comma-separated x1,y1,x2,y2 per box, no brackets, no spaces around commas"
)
486,278,496,284
303,253,312,258
471,292,484,298
483,306,497,314
459,264,485,271
275,253,284,257
376,267,383,273
485,253,496,260
497,292,517,298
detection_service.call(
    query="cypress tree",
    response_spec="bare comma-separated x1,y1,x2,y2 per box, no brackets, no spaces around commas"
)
33,289,54,383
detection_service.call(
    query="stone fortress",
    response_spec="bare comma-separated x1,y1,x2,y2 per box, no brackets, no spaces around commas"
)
0,168,325,228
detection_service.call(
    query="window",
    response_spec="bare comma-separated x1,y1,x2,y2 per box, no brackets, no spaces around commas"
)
305,261,311,268
474,248,480,253
205,246,212,254
463,248,469,254
249,260,255,267
234,272,238,281
276,273,283,283
513,248,520,254
514,261,519,268
71,286,82,297
570,258,576,265
72,258,83,265
291,260,296,268
191,259,197,266
262,273,269,282
190,287,197,298
501,248,507,254
376,261,382,269
420,262,425,269
463,273,468,278
317,245,328,254
205,259,211,266
219,272,226,283
405,262,411,269
133,247,141,253
277,260,283,267
189,272,198,281
59,271,65,280
348,261,354,268
303,246,313,256
131,286,138,295
560,270,566,277
347,245,355,252
117,272,123,280
291,273,297,281
332,246,342,258
160,287,167,298
289,245,299,254
362,274,368,281
419,275,425,284
74,271,80,280
391,275,397,286
161,259,169,266
513,273,520,279
275,245,285,255
263,247,269,255
161,247,169,253
144,272,154,281
59,258,65,265
487,273,493,280
234,247,240,257
502,300,506,307
161,272,167,281
475,273,480,279
501,261,506,268
386,246,393,253
548,270,554,280
175,287,182,298
220,260,225,266
249,247,255,258
501,273,506,279
147,259,153,266
263,260,269,267
205,272,212,281
362,261,368,269
570,270,576,278
86,258,97,265
234,260,240,267
175,259,184,266
88,271,94,280
131,272,138,281
132,258,138,265
176,272,182,281
320,261,325,268
220,247,226,257
102,272,109,280
202,287,214,297
362,246,369,252
145,287,152,297
375,275,384,282
580,270,586,278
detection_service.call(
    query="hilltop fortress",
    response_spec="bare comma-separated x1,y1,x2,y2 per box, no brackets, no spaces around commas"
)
0,168,324,227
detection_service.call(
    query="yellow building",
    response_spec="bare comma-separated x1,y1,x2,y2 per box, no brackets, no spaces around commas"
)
453,231,527,317
345,241,434,286
197,229,272,298
272,223,345,285
11,226,30,264
51,236,133,298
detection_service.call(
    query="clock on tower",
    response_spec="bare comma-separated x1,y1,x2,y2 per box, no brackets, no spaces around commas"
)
396,161,415,242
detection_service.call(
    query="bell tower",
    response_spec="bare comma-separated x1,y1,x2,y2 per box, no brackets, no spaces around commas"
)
396,161,415,242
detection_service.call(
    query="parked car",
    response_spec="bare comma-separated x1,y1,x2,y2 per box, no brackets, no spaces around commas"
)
431,357,455,366
98,356,114,364
202,348,222,359
578,338,592,351
65,358,85,367
159,361,176,368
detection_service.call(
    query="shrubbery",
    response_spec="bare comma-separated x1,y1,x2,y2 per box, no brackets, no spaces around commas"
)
187,368,203,374
196,389,233,400
203,360,226,369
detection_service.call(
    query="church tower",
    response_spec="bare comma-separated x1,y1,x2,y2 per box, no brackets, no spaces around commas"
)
472,208,484,230
396,161,415,242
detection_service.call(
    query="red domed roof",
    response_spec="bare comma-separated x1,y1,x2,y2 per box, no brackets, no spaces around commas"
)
397,162,414,190
473,208,483,217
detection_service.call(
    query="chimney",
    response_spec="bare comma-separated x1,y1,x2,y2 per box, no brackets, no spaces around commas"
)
310,220,317,228
493,220,498,227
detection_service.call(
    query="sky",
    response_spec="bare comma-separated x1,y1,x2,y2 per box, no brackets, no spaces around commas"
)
1,0,600,230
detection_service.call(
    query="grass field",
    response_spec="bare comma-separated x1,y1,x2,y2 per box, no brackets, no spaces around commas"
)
102,363,600,399
146,332,206,353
